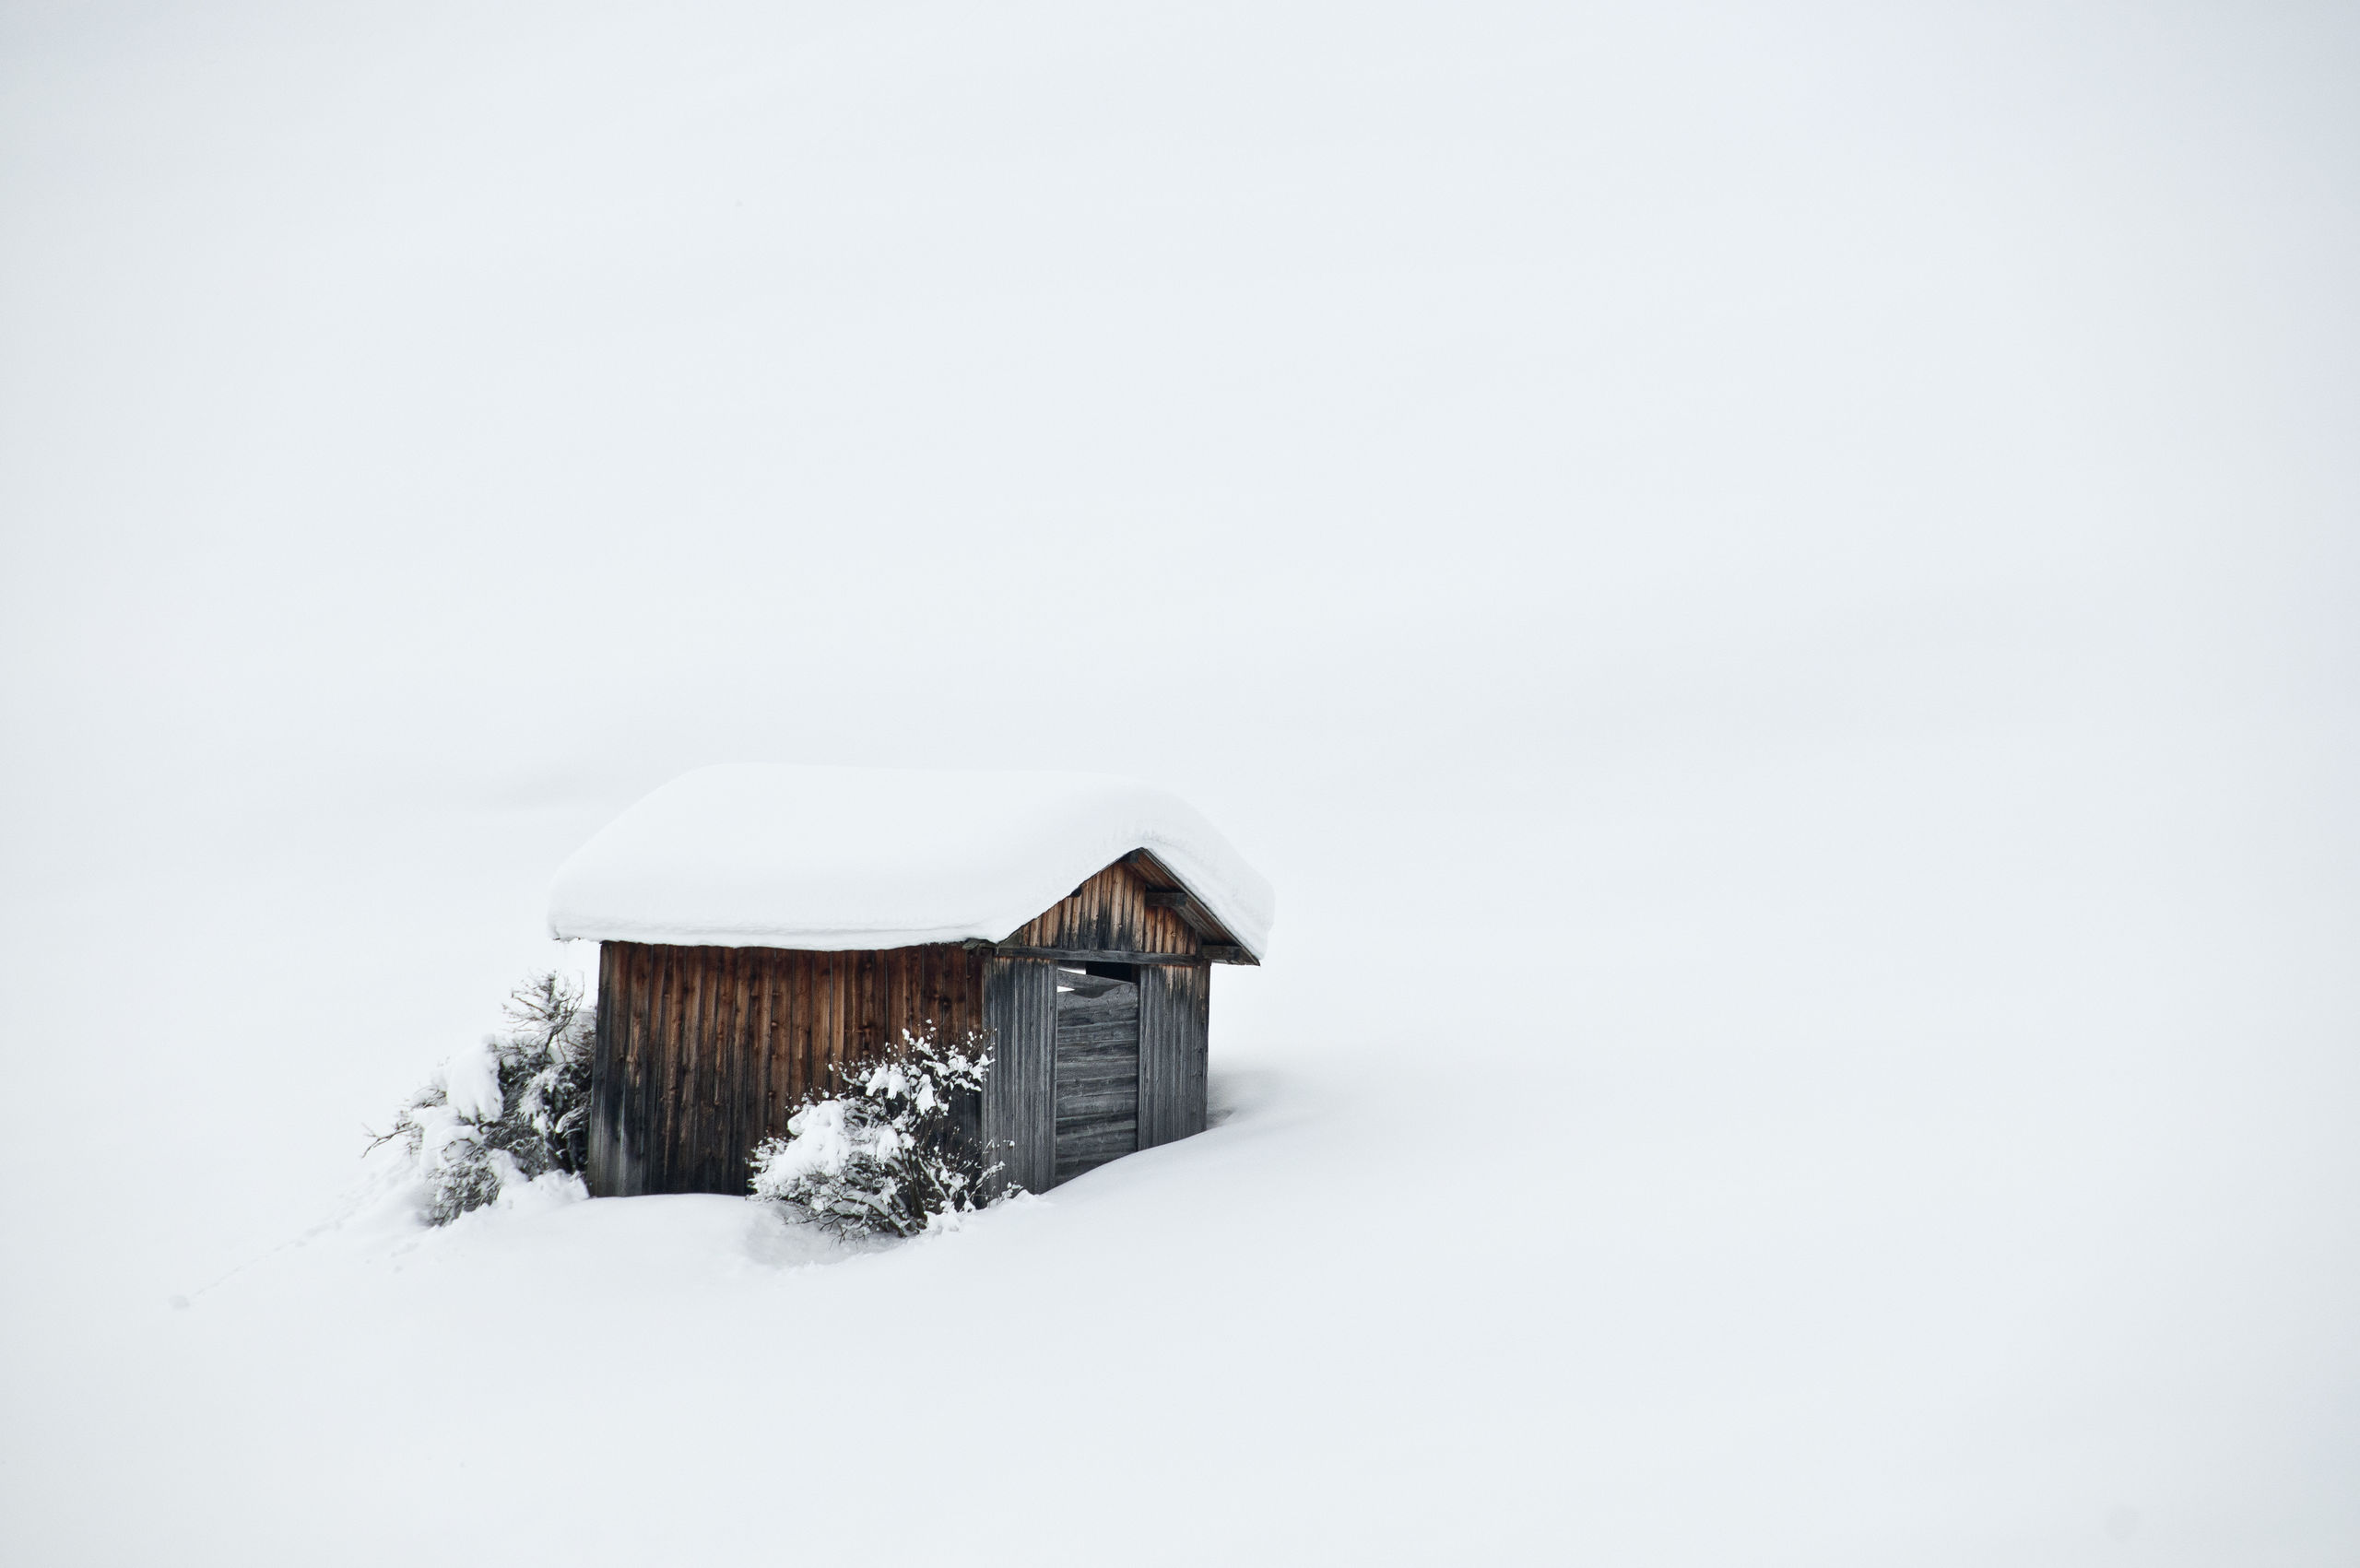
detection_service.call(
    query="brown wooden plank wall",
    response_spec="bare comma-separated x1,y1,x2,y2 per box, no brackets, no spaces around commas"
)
588,939,985,1197
1011,861,1203,956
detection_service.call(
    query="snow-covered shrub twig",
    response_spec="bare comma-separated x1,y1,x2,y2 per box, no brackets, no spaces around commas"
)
367,972,596,1225
749,1026,1008,1237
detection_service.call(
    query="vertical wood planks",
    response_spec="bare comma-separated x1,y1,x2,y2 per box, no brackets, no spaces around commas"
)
584,941,990,1197
982,955,1056,1195
1138,961,1212,1148
583,855,1224,1200
589,941,627,1195
623,942,652,1195
1010,861,1202,957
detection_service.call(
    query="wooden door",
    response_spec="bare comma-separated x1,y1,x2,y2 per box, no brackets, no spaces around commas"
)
1053,968,1139,1185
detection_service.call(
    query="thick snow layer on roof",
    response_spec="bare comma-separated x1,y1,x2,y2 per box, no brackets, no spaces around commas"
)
547,765,1275,957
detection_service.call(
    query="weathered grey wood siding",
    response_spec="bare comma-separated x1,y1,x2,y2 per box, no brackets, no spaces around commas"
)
1138,961,1210,1147
1053,971,1139,1185
589,940,985,1197
981,955,1056,1195
1009,861,1202,958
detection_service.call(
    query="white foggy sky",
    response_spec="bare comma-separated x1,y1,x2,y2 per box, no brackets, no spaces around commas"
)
6,1,2350,822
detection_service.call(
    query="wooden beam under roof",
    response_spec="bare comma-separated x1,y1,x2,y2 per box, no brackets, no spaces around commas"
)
961,941,1210,967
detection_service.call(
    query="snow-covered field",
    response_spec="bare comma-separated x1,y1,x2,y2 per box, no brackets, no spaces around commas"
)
4,3,2355,1563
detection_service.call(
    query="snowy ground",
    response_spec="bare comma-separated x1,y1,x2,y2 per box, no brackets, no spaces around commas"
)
7,703,2354,1565
4,2,2356,1563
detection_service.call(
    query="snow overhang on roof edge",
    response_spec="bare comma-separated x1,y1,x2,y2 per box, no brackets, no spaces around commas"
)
545,765,1275,960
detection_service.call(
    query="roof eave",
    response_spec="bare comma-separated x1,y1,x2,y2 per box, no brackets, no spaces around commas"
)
1121,849,1260,963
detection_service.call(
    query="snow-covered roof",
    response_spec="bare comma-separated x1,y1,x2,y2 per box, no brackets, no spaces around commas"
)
547,764,1275,959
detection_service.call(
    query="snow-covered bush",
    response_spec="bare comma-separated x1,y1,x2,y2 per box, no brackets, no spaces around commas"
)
749,1027,1008,1237
369,972,596,1225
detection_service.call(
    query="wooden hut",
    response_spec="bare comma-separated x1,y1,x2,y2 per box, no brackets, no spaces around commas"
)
546,765,1275,1197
